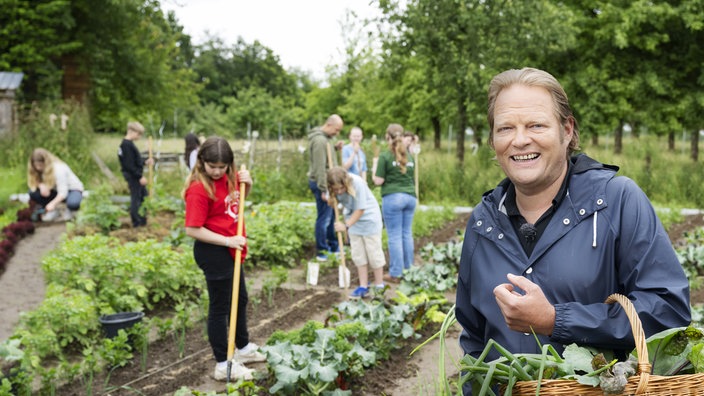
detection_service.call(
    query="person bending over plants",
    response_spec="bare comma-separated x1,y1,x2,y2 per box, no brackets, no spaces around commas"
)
27,148,84,222
328,166,386,299
183,136,265,381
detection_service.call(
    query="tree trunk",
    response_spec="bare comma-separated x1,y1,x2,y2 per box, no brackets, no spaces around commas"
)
473,124,483,147
432,116,441,150
456,102,467,166
691,130,699,162
614,123,623,155
668,131,675,151
591,133,599,146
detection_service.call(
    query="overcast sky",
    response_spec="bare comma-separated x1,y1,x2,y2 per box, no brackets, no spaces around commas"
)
160,0,382,80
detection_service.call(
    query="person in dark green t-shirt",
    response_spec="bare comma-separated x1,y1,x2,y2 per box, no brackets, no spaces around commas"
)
372,123,416,283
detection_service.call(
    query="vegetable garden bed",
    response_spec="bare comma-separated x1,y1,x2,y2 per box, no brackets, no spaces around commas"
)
3,208,704,395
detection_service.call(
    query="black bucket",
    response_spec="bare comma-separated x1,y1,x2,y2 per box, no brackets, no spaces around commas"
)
99,312,144,338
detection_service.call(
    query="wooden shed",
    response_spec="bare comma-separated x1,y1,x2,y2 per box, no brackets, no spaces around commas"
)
0,72,24,136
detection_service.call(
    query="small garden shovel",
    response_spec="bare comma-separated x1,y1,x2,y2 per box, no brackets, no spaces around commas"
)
326,143,351,289
226,164,248,385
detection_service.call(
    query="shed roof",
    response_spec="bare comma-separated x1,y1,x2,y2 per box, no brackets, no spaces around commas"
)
0,72,24,90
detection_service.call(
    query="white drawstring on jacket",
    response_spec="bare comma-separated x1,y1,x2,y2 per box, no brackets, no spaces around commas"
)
592,211,598,248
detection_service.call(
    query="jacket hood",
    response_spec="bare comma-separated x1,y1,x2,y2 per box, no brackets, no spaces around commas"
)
571,153,619,174
308,128,326,140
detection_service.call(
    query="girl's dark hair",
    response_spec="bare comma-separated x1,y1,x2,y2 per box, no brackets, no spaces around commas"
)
184,133,200,169
183,136,237,199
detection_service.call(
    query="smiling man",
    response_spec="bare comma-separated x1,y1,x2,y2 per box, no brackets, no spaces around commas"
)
455,67,690,394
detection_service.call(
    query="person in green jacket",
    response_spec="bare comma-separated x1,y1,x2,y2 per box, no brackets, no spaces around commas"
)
307,114,344,261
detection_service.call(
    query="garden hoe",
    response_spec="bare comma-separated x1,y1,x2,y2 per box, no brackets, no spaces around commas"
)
331,194,351,289
226,164,248,389
413,143,420,206
326,143,351,289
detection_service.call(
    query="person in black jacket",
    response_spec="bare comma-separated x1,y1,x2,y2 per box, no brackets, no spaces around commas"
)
118,121,153,227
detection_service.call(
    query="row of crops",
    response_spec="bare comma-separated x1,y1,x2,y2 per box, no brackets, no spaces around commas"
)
0,191,461,395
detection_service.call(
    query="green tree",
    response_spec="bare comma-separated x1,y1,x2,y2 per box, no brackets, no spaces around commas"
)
558,1,704,158
0,0,201,131
379,0,577,164
191,36,306,136
0,0,79,100
68,0,199,131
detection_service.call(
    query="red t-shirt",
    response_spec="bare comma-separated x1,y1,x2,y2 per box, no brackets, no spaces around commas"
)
184,175,247,260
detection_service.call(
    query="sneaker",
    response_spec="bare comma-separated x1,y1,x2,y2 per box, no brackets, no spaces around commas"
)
349,286,368,299
316,254,328,262
41,210,59,222
213,361,254,381
234,343,266,363
61,209,75,221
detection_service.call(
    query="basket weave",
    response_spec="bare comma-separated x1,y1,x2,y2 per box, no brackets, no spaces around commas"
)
509,293,704,395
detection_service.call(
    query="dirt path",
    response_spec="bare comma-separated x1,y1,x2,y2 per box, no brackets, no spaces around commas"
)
0,222,65,341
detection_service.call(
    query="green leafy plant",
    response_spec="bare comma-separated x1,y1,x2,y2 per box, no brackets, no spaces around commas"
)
413,206,457,237
75,185,127,233
246,202,315,267
399,263,457,294
263,329,375,395
15,284,99,359
261,266,289,306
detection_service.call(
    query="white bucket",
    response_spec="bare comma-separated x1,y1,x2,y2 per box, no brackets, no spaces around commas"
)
307,261,320,286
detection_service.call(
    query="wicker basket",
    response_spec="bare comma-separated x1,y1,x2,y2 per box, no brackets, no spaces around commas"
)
509,293,704,395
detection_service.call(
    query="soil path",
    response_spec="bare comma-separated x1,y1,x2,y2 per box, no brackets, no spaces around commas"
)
0,222,65,340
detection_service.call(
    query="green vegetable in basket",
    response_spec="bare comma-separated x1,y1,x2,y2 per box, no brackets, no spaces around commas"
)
646,325,704,375
459,339,619,396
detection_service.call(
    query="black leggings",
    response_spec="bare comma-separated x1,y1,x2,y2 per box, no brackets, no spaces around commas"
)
195,241,250,362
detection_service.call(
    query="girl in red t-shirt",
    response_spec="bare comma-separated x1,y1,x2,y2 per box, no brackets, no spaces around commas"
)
183,136,265,381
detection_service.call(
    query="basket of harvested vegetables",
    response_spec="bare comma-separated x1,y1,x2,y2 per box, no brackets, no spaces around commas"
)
461,293,704,395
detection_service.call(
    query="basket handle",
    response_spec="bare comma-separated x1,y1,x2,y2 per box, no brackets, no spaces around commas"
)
605,293,650,394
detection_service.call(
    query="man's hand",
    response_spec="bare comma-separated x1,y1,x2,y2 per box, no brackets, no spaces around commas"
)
493,273,555,335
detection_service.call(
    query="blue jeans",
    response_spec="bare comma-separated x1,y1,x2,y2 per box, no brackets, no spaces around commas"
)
382,192,416,277
309,180,339,255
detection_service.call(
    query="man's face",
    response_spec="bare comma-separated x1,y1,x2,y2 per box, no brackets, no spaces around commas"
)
326,122,343,137
491,84,572,196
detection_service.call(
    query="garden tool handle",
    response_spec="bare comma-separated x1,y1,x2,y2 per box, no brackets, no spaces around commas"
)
326,144,349,286
226,164,248,365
